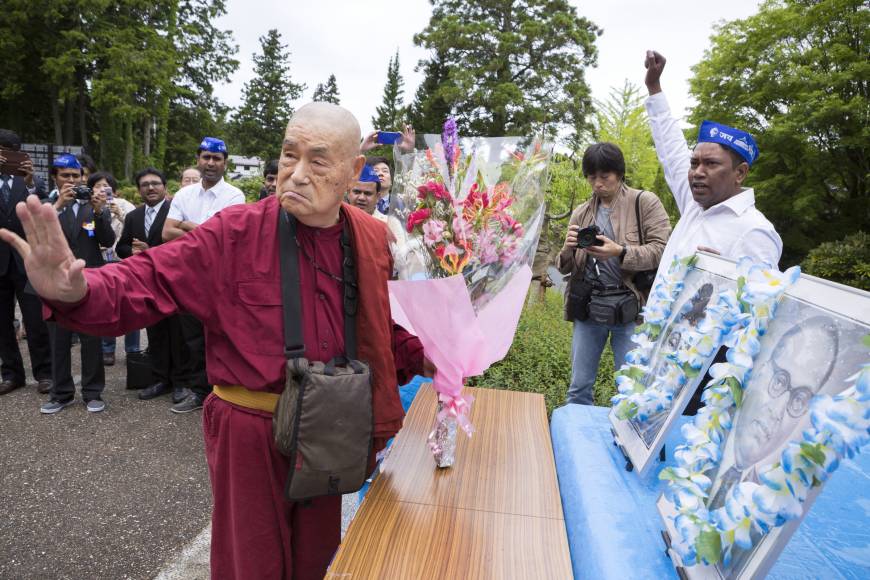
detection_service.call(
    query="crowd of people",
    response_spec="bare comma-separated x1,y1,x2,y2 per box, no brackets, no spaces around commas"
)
0,50,786,578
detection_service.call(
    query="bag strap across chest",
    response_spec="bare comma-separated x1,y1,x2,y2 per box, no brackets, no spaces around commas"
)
277,210,359,362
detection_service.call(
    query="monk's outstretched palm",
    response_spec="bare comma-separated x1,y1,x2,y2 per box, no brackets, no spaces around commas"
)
0,195,88,303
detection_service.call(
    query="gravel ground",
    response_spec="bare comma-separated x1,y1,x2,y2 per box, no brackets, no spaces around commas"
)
0,339,211,580
0,333,365,580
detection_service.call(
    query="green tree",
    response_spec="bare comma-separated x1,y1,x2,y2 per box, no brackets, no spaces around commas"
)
407,50,453,134
687,0,869,266
412,0,600,139
592,81,659,191
0,0,238,179
230,29,304,161
312,74,340,104
163,0,238,172
372,51,406,130
591,80,678,224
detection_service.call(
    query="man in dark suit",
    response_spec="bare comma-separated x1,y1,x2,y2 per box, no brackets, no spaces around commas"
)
40,154,114,414
0,129,52,395
117,167,192,405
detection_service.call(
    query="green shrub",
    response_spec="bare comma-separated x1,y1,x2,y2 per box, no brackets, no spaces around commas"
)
231,177,264,203
467,290,617,415
802,231,870,291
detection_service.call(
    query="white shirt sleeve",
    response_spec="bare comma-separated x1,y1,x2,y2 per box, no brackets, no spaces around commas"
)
228,189,245,207
166,192,187,222
645,92,694,216
732,227,783,269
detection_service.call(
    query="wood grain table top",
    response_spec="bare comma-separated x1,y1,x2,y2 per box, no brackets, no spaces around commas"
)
328,386,573,579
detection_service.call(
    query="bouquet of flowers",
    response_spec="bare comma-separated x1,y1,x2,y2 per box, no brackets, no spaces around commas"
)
387,117,552,467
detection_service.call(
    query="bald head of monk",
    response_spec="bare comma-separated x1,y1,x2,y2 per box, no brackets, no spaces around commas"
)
276,102,365,227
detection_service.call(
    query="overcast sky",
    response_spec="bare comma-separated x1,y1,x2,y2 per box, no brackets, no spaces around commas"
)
213,0,761,138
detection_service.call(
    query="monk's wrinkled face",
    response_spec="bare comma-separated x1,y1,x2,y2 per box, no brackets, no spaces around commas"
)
277,118,363,225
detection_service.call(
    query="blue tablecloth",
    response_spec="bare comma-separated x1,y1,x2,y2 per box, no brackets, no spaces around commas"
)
551,404,870,580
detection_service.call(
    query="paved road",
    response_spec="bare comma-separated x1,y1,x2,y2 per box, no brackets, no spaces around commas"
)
0,340,212,580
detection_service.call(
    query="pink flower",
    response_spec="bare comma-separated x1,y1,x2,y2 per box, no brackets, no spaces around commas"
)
477,229,499,265
452,215,473,242
407,208,431,233
499,240,520,266
423,219,446,247
417,181,452,202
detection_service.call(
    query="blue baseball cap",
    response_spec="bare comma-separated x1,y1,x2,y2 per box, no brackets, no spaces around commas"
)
52,153,82,170
698,121,758,166
358,164,380,184
198,137,228,155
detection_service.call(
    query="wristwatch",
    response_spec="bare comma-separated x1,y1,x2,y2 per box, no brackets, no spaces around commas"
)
619,245,627,262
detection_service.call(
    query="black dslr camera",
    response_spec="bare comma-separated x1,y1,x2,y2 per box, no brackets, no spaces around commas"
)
576,225,604,248
72,185,93,201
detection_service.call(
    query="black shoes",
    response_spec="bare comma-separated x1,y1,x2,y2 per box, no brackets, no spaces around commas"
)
138,382,172,400
170,393,204,414
0,379,24,396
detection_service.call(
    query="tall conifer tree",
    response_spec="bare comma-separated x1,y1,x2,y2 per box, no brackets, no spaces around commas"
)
312,74,340,105
372,51,405,130
230,29,303,160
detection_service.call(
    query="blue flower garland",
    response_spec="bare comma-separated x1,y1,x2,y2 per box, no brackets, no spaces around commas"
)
612,255,744,422
657,260,870,568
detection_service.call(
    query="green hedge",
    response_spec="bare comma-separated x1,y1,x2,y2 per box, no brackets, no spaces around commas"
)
467,290,617,415
802,231,869,291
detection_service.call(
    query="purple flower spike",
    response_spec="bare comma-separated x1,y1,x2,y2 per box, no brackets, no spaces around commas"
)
442,116,458,177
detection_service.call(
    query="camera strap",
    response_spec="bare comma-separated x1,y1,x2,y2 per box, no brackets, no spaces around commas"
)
278,210,358,364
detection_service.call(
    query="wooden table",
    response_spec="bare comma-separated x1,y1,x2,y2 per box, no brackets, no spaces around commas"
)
327,386,573,579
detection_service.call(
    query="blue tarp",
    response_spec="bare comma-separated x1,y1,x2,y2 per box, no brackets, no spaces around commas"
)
551,404,870,580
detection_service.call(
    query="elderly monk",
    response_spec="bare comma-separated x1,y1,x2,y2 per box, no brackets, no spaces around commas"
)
0,103,426,579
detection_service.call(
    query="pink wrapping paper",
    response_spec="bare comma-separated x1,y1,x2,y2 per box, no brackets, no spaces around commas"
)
389,264,533,433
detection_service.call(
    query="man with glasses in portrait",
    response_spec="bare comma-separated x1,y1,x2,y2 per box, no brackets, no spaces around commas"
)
706,315,839,577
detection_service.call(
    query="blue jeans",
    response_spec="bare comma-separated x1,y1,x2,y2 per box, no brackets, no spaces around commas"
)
568,319,635,405
101,330,141,354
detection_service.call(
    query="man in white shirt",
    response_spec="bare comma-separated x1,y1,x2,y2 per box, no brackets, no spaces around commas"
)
644,50,782,274
163,137,245,240
161,137,245,413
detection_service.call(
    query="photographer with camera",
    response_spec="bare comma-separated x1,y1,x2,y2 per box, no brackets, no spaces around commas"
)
41,154,115,414
557,143,671,406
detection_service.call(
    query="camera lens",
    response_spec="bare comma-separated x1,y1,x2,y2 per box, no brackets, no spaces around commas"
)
576,225,602,248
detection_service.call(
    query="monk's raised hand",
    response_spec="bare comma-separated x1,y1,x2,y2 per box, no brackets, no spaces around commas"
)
0,195,88,303
644,50,666,95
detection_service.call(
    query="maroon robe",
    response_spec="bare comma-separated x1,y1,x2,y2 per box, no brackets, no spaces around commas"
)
47,197,424,578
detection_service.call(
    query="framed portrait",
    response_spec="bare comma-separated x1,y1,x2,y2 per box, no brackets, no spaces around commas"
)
658,273,870,579
610,253,738,476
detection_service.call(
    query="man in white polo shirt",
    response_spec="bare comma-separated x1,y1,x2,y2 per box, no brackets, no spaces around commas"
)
643,50,782,273
162,136,245,413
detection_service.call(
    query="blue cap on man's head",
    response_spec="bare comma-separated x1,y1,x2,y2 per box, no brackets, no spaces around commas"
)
358,164,380,184
52,153,82,170
198,137,227,155
697,121,758,166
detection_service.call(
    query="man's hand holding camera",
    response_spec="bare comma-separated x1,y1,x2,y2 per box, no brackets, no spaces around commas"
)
19,158,35,187
54,183,77,210
585,234,624,260
565,223,626,261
